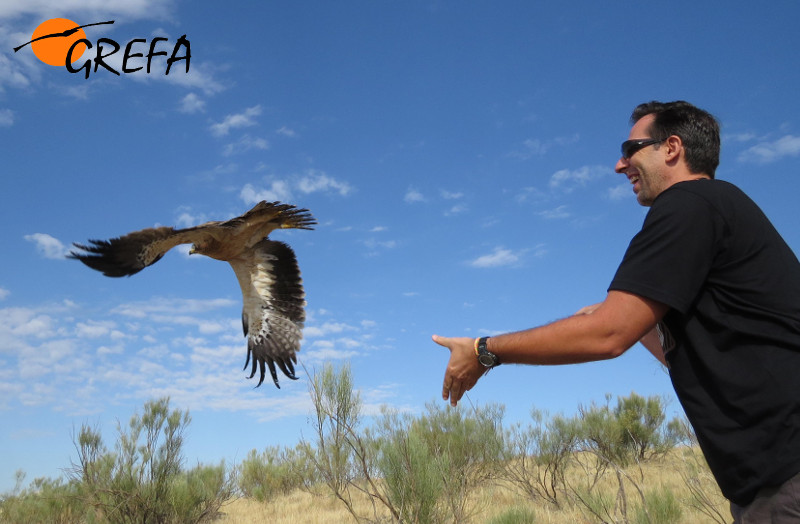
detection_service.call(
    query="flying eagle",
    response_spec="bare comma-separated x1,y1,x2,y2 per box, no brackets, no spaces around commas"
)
69,201,316,389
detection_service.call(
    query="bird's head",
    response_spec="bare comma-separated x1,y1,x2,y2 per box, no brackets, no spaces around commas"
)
189,244,199,255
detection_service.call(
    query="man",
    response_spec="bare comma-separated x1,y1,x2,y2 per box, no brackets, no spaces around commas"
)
433,101,800,521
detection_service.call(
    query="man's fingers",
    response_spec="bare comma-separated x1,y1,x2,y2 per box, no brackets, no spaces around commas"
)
443,380,463,406
432,334,451,349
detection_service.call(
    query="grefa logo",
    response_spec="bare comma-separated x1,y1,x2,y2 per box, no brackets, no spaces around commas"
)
13,18,190,79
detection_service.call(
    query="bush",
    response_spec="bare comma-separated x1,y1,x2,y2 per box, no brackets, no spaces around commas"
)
373,409,443,523
501,410,579,507
576,392,679,468
70,397,235,523
0,472,85,524
487,505,537,524
634,486,682,524
373,401,505,523
1,398,234,524
239,444,314,501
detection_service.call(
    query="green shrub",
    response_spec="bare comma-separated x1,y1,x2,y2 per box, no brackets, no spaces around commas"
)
0,473,85,524
239,444,313,501
487,505,537,524
634,486,682,524
70,397,235,523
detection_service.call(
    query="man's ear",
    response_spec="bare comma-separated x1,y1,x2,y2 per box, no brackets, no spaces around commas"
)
664,135,683,162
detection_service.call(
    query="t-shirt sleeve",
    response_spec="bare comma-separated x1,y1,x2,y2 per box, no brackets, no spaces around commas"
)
609,187,723,314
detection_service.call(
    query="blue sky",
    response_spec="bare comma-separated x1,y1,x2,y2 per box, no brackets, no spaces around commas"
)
2,1,800,493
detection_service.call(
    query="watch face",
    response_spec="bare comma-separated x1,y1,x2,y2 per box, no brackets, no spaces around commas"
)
478,353,497,367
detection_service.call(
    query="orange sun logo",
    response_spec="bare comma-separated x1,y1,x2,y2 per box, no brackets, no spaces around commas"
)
29,18,88,66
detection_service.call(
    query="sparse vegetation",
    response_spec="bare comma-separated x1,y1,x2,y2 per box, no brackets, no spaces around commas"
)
1,364,729,524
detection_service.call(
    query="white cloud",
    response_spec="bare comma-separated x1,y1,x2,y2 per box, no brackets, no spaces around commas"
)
508,134,580,160
276,126,297,137
0,288,9,301
156,62,226,95
0,0,177,19
0,297,364,422
304,342,359,362
537,205,571,220
304,321,357,338
549,165,609,192
607,183,632,201
178,92,205,114
297,170,351,196
222,134,270,156
24,233,70,259
174,207,209,228
441,190,464,200
113,297,237,318
404,188,426,203
444,203,467,216
470,247,521,268
363,238,397,252
738,135,800,163
241,170,351,204
241,181,293,204
75,320,117,339
210,105,262,137
0,109,13,127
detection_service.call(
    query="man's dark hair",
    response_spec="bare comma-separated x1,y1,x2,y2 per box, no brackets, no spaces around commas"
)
631,101,720,178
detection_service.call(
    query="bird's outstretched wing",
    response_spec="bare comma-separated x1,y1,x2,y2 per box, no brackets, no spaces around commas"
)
231,239,306,388
221,201,316,235
68,226,207,277
69,201,315,390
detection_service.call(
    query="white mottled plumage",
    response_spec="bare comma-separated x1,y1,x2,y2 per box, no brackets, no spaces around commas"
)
69,201,315,389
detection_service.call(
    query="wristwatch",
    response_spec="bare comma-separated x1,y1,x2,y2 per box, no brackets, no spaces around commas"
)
476,336,500,368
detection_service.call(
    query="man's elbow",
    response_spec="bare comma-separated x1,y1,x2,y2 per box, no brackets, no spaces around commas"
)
593,332,638,360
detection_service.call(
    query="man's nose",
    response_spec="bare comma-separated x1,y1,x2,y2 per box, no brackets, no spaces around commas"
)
615,157,629,174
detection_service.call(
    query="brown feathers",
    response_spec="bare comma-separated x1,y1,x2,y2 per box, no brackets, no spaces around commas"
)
69,201,315,388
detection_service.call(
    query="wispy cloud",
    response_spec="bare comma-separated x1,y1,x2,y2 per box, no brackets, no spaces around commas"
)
222,134,270,156
404,187,426,203
738,135,800,163
178,92,205,114
24,233,70,259
607,183,632,201
0,0,177,19
241,181,293,203
276,126,297,138
298,170,352,196
0,296,381,420
537,205,571,220
210,105,262,137
470,247,522,268
549,165,609,192
441,190,464,200
0,109,13,127
241,170,352,205
508,134,580,160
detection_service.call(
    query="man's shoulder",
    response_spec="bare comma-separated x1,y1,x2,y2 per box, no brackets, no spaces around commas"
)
666,178,743,199
655,179,751,212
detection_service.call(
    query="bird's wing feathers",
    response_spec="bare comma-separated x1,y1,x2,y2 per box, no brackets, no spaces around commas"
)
69,200,314,390
230,201,316,232
230,239,306,388
68,226,209,277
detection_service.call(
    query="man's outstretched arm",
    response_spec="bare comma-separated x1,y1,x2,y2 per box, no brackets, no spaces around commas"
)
433,290,668,406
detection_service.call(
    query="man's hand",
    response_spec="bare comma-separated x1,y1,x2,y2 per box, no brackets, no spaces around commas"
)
432,334,487,407
574,303,602,315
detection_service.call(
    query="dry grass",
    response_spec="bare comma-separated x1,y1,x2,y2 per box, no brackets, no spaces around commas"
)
217,448,730,524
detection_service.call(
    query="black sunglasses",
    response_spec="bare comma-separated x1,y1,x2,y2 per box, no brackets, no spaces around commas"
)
621,138,663,159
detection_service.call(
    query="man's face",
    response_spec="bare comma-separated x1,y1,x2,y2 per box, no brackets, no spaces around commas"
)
615,114,667,207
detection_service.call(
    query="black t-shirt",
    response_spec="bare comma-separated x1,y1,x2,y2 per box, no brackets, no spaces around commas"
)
609,179,800,506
